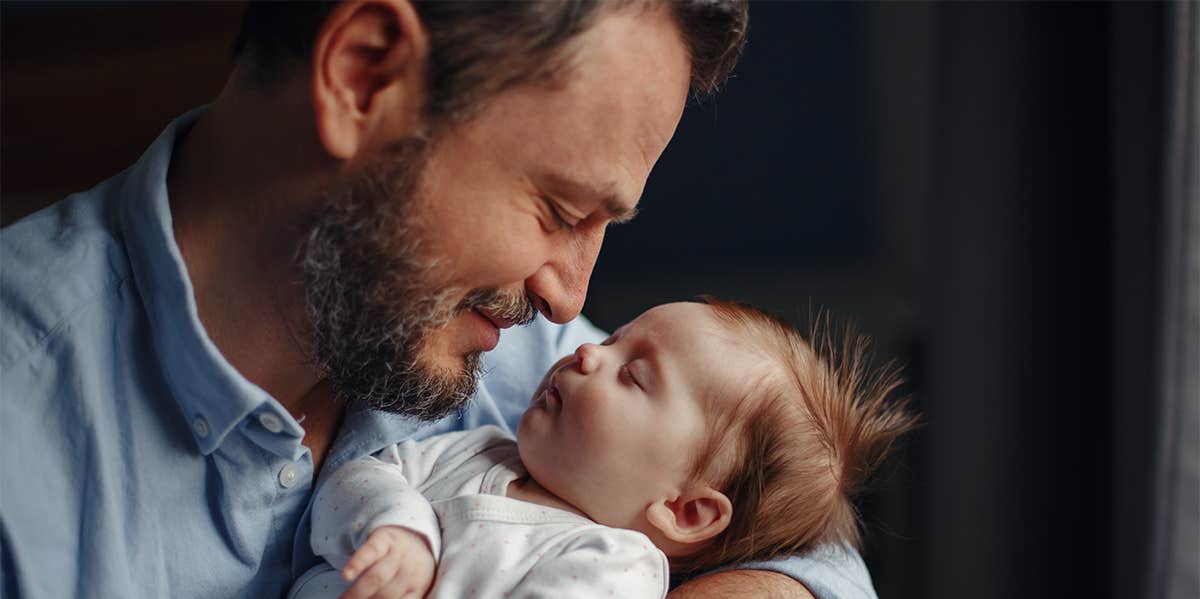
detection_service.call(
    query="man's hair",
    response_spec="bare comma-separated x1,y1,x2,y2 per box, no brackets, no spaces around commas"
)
232,0,748,123
672,297,919,577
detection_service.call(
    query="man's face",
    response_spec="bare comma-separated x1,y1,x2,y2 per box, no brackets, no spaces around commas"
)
304,6,692,418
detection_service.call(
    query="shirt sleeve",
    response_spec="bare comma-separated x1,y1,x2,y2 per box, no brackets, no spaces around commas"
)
715,543,879,599
509,527,669,599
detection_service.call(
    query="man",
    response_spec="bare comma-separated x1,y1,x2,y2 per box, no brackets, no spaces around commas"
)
0,1,875,597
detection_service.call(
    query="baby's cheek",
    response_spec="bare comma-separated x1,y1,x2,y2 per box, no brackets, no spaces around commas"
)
565,402,607,445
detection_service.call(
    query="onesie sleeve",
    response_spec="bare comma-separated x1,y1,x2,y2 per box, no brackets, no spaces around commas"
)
509,527,669,599
310,456,442,570
310,426,509,570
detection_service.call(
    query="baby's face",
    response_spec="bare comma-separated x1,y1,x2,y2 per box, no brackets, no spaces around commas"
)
517,302,758,531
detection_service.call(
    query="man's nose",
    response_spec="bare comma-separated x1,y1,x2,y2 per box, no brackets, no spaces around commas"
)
526,229,603,324
574,343,601,375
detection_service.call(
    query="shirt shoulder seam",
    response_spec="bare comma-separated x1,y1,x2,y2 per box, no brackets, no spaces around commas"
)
2,271,135,372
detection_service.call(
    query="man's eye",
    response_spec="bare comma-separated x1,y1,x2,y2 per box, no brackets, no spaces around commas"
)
547,204,576,232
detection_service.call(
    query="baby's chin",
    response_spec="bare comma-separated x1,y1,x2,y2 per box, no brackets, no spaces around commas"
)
515,410,530,444
514,403,543,455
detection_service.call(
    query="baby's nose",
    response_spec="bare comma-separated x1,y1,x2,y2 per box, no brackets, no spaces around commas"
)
574,343,600,375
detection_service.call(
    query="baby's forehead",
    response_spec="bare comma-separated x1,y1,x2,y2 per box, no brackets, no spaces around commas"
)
627,301,725,334
627,303,750,349
628,301,702,322
648,308,778,381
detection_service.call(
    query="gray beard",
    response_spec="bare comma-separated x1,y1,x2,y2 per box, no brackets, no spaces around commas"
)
300,138,535,420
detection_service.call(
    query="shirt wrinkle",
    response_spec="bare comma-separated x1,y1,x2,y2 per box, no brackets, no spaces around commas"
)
0,272,132,372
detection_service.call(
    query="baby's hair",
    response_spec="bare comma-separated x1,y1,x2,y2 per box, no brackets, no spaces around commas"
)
670,297,919,577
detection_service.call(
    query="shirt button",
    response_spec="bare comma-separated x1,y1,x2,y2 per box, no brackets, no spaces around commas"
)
192,416,210,439
278,463,301,489
258,412,284,434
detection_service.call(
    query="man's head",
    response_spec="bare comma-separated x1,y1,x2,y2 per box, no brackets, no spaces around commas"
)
229,1,748,418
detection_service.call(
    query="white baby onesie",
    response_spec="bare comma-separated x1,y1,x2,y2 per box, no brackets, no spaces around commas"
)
289,426,669,599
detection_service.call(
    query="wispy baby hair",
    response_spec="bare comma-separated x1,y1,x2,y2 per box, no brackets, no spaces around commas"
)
671,296,919,577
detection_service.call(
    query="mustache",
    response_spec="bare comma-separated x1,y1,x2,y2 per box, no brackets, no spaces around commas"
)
456,287,538,327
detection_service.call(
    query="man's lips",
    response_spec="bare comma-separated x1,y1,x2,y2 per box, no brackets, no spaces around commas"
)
470,309,502,351
474,307,517,331
469,307,520,352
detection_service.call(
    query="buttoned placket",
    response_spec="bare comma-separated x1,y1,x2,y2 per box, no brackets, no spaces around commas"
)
258,412,284,434
261,422,310,493
278,462,301,489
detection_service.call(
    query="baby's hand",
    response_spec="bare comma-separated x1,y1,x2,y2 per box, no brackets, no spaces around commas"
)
338,526,436,599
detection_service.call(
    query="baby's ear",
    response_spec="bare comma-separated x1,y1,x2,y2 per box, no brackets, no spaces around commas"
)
645,485,732,547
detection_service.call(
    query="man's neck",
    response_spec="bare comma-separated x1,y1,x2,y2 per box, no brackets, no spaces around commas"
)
166,74,340,426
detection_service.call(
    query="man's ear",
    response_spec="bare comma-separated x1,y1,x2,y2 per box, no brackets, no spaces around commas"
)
311,0,430,160
645,486,733,547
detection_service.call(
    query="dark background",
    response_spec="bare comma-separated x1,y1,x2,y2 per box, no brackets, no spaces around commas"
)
1,2,1172,598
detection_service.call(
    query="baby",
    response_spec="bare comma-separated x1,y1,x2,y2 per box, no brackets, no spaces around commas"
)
290,298,917,599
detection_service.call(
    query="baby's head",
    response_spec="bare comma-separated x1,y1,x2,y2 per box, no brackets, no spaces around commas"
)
516,299,917,575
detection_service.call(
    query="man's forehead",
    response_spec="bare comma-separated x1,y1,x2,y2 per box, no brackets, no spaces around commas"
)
439,4,685,223
528,6,688,197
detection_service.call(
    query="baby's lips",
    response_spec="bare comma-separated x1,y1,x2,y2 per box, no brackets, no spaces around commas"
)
529,388,547,409
530,380,548,405
529,367,556,405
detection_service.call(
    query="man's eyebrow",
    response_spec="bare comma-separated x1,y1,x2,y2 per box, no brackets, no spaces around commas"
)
539,172,639,224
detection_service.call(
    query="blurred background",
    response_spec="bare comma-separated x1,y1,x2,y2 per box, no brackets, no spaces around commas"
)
2,2,1196,598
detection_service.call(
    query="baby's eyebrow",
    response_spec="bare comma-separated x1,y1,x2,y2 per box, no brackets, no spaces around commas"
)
637,343,664,389
604,325,630,344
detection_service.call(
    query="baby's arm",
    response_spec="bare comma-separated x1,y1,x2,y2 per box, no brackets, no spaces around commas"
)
309,427,507,599
312,456,441,598
310,439,452,598
313,456,442,563
312,457,439,599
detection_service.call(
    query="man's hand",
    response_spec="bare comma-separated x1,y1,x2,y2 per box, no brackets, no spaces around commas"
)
668,570,816,599
338,526,436,599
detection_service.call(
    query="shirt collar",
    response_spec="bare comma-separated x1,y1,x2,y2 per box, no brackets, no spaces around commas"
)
319,403,434,485
118,107,303,455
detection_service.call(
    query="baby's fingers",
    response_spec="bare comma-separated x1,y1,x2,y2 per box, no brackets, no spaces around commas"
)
338,552,400,599
375,573,427,599
343,533,392,581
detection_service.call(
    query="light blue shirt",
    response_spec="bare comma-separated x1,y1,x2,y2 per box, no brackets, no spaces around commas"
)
0,109,876,599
